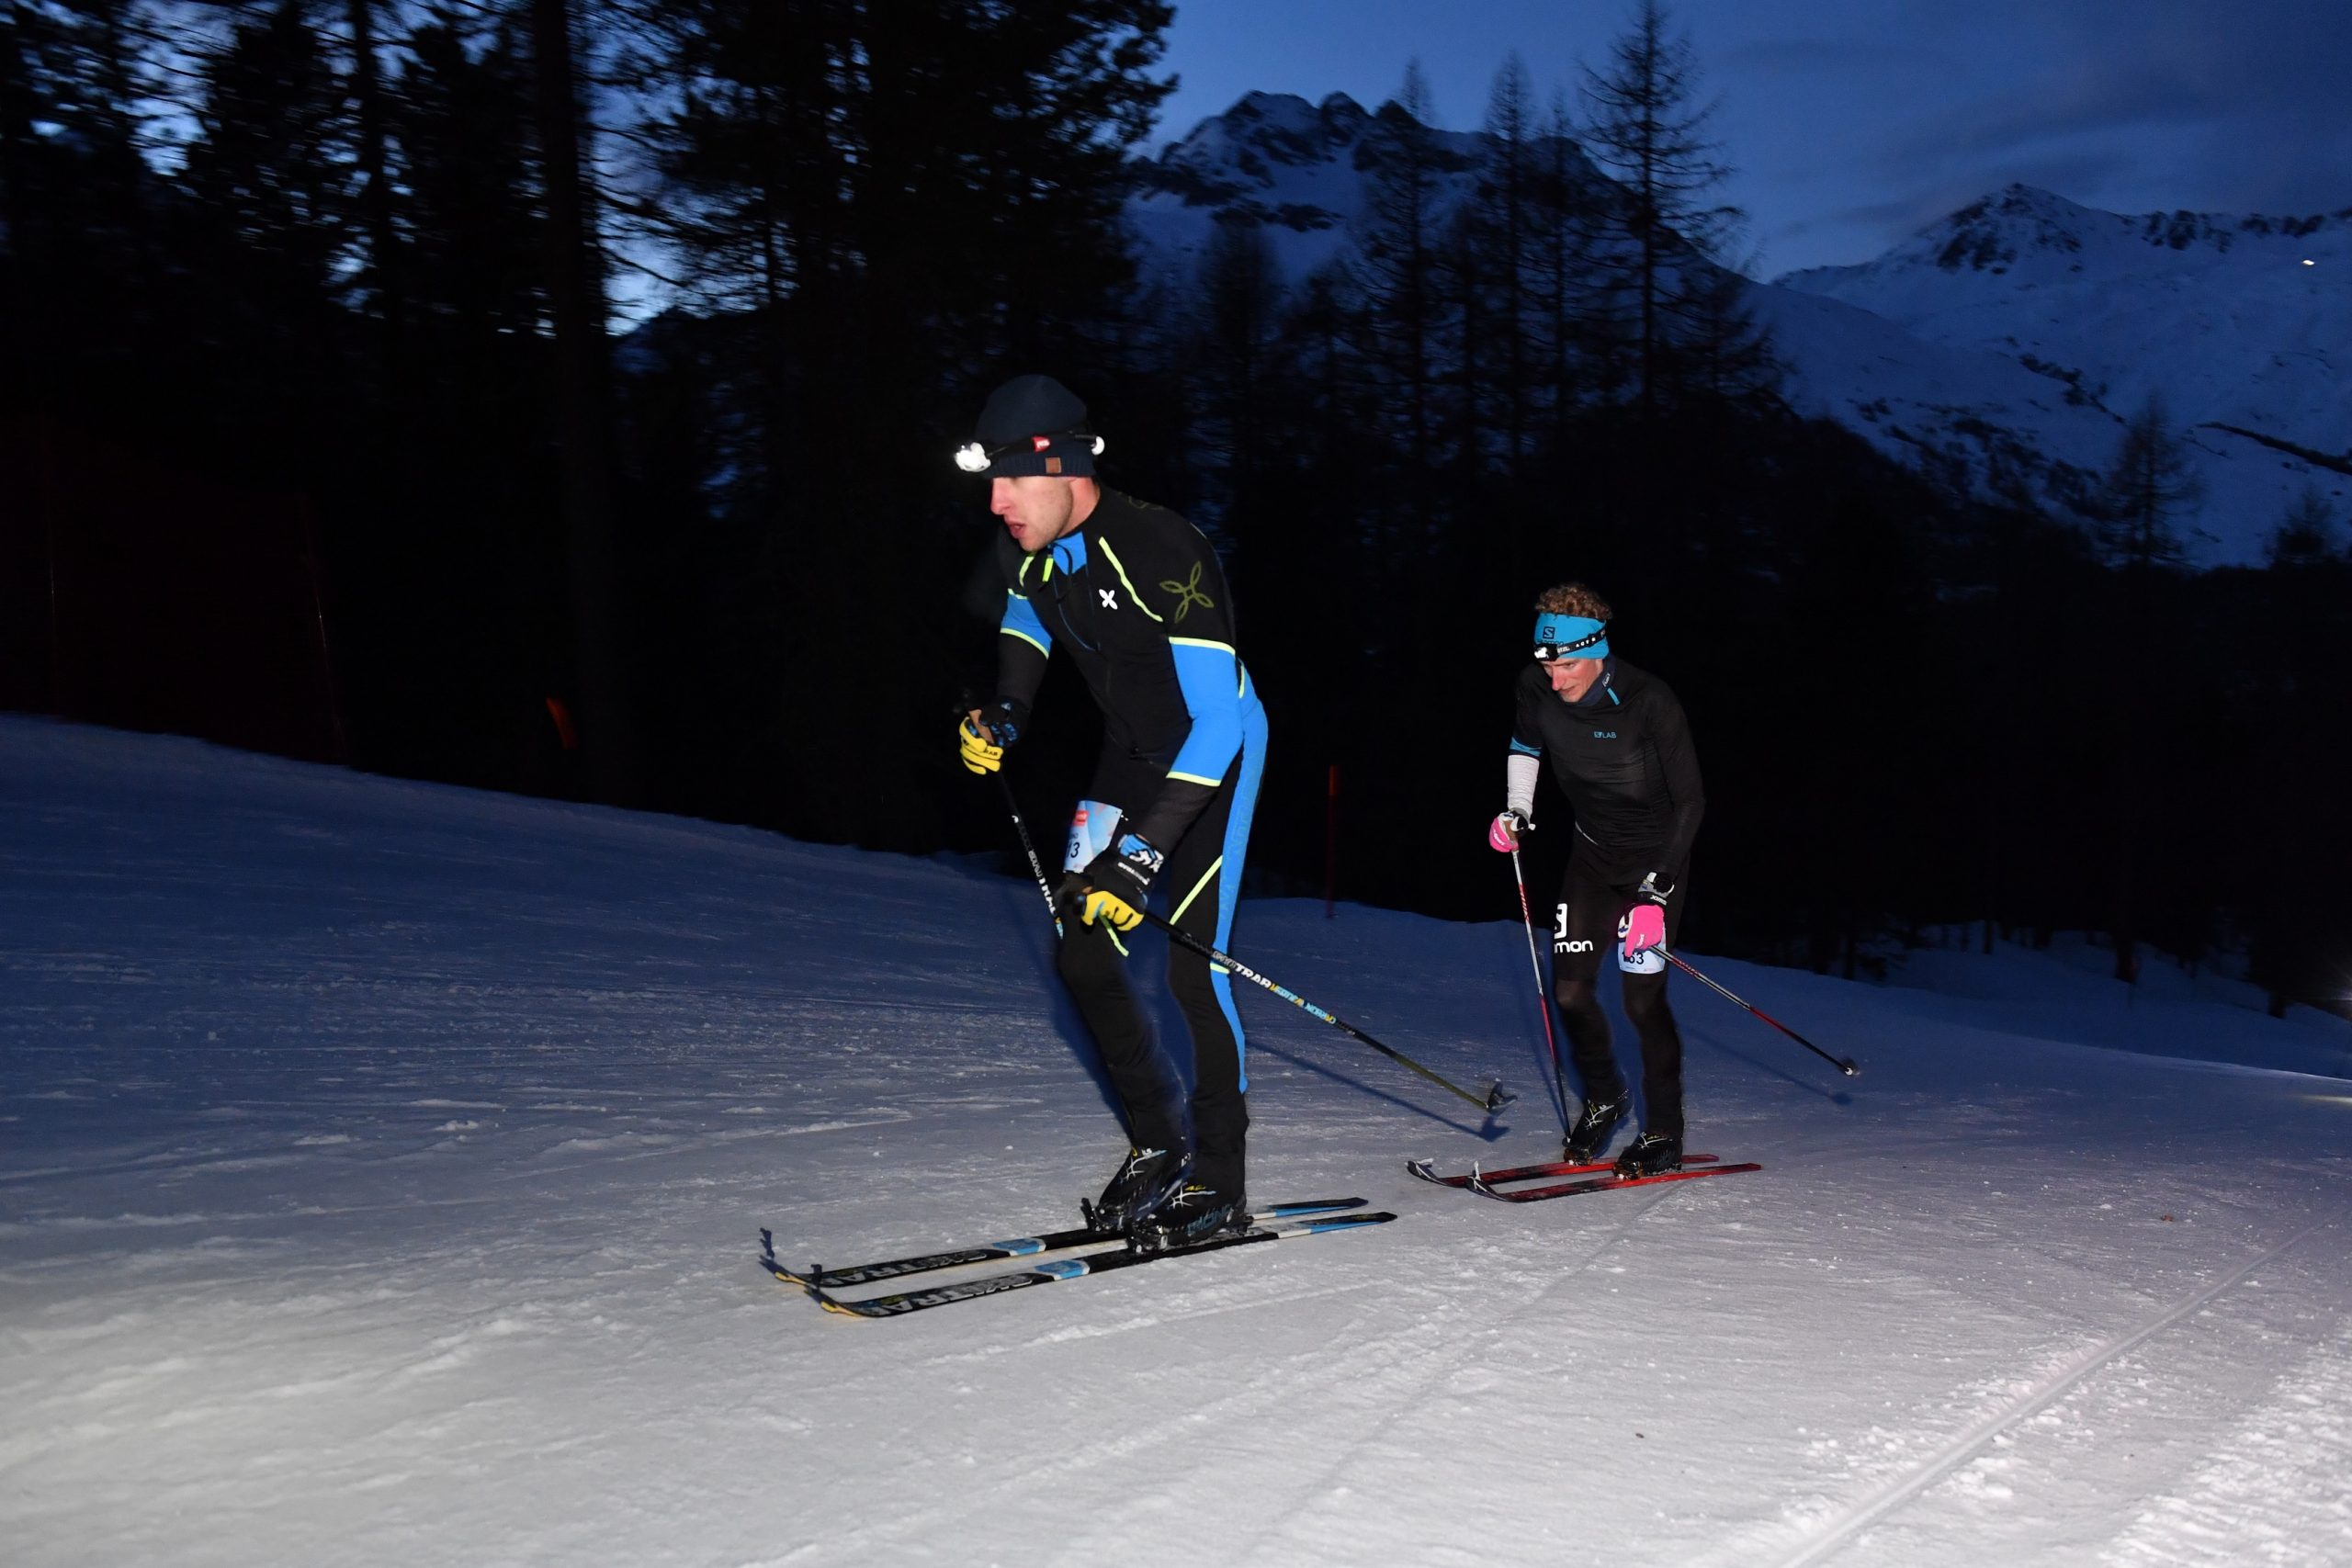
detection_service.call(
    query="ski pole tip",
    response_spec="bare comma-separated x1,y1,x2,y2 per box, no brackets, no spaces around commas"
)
1483,1083,1517,1114
1838,1059,1860,1077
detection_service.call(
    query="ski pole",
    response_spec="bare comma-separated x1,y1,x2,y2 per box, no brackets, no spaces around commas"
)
1139,908,1515,1115
1658,947,1860,1077
990,772,1064,941
984,762,1509,1115
1510,845,1572,1137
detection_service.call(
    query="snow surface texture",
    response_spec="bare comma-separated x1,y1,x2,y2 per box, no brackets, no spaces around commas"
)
4,716,2349,1567
1130,96,2349,567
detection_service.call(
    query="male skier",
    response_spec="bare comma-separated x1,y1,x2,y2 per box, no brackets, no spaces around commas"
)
956,374,1268,1247
1488,583,1705,1177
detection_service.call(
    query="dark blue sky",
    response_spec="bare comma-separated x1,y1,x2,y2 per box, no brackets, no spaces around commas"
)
1155,0,2352,277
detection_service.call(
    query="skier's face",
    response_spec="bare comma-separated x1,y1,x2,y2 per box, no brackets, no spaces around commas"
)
991,475,1082,553
1544,657,1606,702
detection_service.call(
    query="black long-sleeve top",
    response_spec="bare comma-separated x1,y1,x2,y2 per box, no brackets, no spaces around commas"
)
1509,658,1704,880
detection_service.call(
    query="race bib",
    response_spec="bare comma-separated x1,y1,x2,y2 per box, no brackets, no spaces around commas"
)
1065,800,1123,872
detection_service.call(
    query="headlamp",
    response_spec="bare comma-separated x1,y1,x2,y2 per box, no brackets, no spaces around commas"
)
953,432,1106,474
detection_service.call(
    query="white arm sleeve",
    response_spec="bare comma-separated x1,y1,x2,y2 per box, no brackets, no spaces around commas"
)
1505,752,1540,820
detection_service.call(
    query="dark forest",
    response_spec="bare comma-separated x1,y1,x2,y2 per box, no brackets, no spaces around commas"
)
5,0,2346,1018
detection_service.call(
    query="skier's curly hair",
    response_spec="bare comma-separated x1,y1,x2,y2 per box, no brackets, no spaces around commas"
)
1533,582,1612,621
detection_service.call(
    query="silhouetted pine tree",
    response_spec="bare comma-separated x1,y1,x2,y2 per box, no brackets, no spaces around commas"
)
1349,62,1449,464
1577,0,1772,417
1470,53,1537,476
2091,395,2203,980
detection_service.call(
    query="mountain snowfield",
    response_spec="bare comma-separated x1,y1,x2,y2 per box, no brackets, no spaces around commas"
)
1129,94,2351,567
4,717,2350,1567
1774,186,2352,565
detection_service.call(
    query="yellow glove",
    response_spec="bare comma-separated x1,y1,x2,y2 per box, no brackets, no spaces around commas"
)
958,716,1004,774
958,699,1028,775
1081,886,1144,932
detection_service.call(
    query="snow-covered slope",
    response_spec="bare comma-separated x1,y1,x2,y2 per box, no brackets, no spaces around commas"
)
5,718,2350,1567
1776,186,2352,563
1132,97,2351,566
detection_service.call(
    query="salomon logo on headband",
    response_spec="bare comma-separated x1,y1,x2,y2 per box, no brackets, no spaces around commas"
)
1532,612,1610,660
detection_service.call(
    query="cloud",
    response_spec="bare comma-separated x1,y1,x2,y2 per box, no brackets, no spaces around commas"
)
1886,0,2352,213
1718,36,1948,73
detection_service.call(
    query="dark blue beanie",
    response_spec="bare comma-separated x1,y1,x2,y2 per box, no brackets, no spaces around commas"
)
957,374,1101,479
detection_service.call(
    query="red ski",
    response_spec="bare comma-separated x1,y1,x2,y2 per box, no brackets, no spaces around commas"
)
1407,1152,1723,1190
1466,1161,1761,1202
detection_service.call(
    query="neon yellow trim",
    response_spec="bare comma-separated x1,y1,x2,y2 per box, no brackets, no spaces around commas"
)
999,626,1049,656
1019,557,1035,584
1169,637,1235,653
1108,927,1131,958
1168,771,1222,787
1170,856,1224,923
1095,538,1164,623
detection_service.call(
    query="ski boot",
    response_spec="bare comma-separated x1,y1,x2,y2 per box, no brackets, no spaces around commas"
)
1611,1132,1683,1179
1562,1091,1629,1164
1081,1145,1190,1235
1131,1182,1250,1254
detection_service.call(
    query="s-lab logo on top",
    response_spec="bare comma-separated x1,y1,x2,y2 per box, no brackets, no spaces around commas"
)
1593,730,1618,739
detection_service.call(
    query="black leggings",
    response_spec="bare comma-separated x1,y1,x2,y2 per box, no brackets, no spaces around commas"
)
1053,764,1254,1196
1551,845,1688,1138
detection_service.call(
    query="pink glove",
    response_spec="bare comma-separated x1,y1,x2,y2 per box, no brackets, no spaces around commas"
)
1622,902,1666,958
1487,811,1529,853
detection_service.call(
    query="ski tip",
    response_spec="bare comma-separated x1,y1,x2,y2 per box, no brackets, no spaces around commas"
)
1482,1082,1516,1114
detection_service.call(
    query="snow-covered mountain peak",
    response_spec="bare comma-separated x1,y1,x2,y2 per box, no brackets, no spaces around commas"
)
1784,183,2352,298
1764,183,2352,562
1920,183,2099,271
1138,91,1374,212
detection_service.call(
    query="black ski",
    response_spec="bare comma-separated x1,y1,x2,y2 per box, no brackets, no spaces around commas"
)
1465,1162,1761,1202
765,1208,1396,1319
766,1198,1369,1292
1407,1151,1723,1190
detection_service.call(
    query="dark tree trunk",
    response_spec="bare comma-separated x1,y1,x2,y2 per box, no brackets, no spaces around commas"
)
529,0,636,803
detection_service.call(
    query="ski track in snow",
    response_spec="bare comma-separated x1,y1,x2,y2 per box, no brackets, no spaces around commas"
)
5,717,2352,1568
2103,1319,2352,1567
1742,1216,2346,1568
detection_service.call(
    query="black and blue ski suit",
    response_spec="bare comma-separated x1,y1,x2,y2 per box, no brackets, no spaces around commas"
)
993,489,1268,1198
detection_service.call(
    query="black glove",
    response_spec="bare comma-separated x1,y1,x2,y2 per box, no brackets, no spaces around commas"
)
1080,832,1164,931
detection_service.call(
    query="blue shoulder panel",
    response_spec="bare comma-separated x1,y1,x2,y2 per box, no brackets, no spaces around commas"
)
1001,590,1052,656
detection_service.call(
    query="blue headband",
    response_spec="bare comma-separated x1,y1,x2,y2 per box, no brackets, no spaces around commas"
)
1533,612,1609,660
